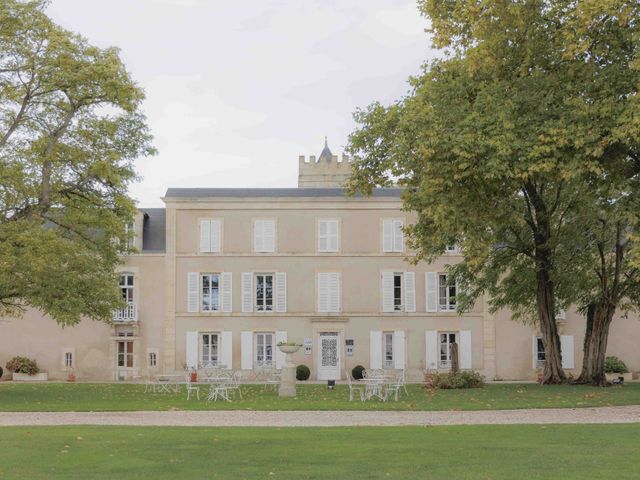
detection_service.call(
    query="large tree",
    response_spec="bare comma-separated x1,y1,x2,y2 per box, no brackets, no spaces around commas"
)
0,0,155,325
347,0,640,383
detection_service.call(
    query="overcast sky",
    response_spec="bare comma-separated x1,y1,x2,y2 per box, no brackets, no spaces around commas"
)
47,0,434,207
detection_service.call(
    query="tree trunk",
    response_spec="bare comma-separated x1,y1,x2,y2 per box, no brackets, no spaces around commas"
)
536,267,566,384
450,342,459,374
578,301,615,386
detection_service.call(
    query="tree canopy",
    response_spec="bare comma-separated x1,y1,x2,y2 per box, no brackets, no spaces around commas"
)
0,0,155,325
347,0,640,383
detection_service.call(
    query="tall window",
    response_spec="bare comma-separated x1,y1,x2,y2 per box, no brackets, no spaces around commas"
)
64,352,73,368
318,219,339,252
149,352,157,367
124,222,135,249
201,333,219,367
117,341,133,367
393,273,403,311
255,332,274,366
119,274,134,303
535,337,546,367
439,332,457,368
255,274,274,312
438,274,456,311
201,273,220,312
383,332,394,368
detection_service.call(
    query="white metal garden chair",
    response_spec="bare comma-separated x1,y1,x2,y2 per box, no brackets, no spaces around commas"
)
384,375,403,402
347,373,365,401
225,371,243,400
206,383,230,402
184,373,200,400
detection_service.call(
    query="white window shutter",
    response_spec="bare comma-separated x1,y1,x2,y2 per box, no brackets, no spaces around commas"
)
318,220,328,252
425,272,438,312
329,220,339,251
329,272,341,312
370,330,382,369
393,330,405,369
264,220,275,252
557,309,566,320
275,331,287,369
561,335,574,369
532,336,539,369
318,273,328,312
199,220,211,253
275,272,287,313
186,331,198,369
221,331,232,369
425,330,438,370
241,272,253,313
393,220,404,252
404,272,416,312
210,220,221,253
254,221,263,252
382,219,393,252
221,272,232,313
459,330,472,369
381,272,394,312
241,331,253,370
187,272,199,313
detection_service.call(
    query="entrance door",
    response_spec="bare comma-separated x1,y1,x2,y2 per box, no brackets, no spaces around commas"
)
317,332,340,380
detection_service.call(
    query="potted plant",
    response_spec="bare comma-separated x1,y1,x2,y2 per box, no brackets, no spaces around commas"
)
604,356,632,383
183,363,197,382
67,369,76,382
277,341,302,354
277,342,302,397
6,356,48,381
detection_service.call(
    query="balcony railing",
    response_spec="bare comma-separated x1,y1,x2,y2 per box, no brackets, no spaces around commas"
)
113,302,138,322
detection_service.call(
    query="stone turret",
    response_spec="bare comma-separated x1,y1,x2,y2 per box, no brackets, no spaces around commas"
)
298,137,352,188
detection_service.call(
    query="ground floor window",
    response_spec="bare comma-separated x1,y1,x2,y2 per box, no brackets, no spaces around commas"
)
201,332,219,367
439,332,457,368
255,332,274,366
117,341,133,368
149,352,157,367
383,332,394,368
536,337,546,367
64,352,73,369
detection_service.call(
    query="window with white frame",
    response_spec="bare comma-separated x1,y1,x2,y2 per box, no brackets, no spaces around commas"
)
149,352,157,367
382,219,404,253
119,273,134,303
64,352,73,369
201,333,219,367
318,219,339,252
445,245,457,253
393,273,403,311
201,273,220,312
438,274,457,311
255,274,274,312
383,332,394,368
439,332,457,368
254,220,276,253
117,341,133,368
255,332,274,366
124,222,135,249
535,337,546,367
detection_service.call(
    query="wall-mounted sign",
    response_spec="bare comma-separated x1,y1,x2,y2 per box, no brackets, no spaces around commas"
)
304,338,312,355
345,339,354,356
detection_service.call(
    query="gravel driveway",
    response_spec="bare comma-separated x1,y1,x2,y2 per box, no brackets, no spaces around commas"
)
1,405,639,427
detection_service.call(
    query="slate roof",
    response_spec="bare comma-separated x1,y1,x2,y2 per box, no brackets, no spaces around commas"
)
140,208,166,252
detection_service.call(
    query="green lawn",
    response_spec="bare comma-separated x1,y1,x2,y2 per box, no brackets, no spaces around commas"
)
0,424,638,479
0,382,638,411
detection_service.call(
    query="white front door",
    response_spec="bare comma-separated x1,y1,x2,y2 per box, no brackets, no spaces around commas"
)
317,332,340,380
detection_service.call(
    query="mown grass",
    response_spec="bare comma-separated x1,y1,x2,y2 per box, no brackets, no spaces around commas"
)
0,424,639,479
0,382,638,411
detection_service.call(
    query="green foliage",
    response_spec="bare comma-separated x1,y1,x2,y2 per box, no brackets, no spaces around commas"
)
425,371,486,390
296,364,311,381
0,366,3,378
0,1,155,325
604,356,629,374
352,365,365,380
5,356,39,375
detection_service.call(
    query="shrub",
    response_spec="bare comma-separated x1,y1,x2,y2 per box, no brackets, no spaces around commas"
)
425,370,485,389
296,364,310,381
605,356,629,374
352,365,365,380
0,366,3,378
6,356,40,375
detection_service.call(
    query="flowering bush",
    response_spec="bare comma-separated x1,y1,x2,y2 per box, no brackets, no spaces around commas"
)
6,356,40,375
424,370,485,389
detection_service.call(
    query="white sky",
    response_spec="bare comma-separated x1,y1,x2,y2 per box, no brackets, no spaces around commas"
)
47,0,434,207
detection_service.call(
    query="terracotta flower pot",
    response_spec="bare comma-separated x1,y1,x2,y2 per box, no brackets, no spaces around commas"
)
67,374,76,382
190,372,197,383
